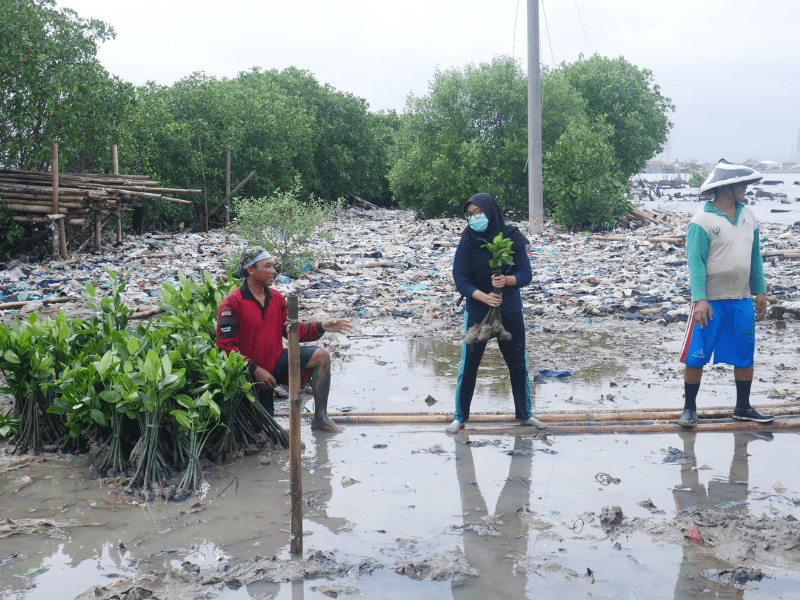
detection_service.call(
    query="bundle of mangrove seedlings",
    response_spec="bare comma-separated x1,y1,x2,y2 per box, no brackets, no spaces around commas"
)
0,270,289,501
464,232,514,346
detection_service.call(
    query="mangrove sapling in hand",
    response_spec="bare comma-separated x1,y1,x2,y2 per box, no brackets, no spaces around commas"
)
464,232,514,347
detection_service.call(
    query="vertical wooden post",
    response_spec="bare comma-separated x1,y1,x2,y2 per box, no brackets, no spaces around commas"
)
225,141,231,227
94,215,102,251
52,143,67,258
198,139,209,232
52,143,59,257
113,144,122,244
287,294,303,556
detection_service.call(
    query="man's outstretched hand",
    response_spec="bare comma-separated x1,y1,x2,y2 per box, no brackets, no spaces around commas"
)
322,318,353,334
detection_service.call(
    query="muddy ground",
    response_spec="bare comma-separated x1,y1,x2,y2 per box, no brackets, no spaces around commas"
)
3,192,800,598
2,314,800,600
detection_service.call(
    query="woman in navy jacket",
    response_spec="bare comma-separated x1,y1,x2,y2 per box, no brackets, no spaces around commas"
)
447,193,546,433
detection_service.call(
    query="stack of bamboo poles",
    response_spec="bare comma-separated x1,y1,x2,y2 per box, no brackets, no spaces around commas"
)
0,169,199,222
0,143,202,257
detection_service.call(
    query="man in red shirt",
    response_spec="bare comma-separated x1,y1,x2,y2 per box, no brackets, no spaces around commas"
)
216,247,351,432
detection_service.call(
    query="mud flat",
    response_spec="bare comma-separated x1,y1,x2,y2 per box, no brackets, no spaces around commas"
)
2,205,800,598
2,417,800,599
2,319,800,599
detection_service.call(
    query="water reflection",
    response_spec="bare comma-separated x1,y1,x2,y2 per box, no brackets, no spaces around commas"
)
451,435,533,599
303,431,349,534
671,431,771,598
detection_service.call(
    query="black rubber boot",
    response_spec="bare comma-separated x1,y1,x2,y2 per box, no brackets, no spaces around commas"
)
678,409,697,428
732,406,774,423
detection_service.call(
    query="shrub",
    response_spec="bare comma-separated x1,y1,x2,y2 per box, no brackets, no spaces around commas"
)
231,174,340,276
543,118,632,230
688,170,707,188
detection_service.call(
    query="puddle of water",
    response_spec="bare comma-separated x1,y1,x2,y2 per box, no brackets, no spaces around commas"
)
2,428,799,599
2,324,800,599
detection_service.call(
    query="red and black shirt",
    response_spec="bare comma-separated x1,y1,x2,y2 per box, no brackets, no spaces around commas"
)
216,280,324,375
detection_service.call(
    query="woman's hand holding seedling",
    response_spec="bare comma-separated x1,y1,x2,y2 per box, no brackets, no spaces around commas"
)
474,289,502,307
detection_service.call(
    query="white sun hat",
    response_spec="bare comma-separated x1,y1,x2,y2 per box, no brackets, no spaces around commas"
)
699,158,763,196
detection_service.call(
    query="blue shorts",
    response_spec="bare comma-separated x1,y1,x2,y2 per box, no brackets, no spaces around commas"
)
679,299,755,368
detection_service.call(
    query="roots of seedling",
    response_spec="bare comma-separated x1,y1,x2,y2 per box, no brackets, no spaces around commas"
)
464,288,512,347
91,415,127,480
212,394,288,462
13,389,43,456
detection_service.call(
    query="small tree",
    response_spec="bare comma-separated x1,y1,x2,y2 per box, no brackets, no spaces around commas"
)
231,174,339,276
543,118,632,230
561,54,674,179
388,56,528,217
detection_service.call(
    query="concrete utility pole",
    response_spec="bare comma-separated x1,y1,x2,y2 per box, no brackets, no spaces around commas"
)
527,0,543,234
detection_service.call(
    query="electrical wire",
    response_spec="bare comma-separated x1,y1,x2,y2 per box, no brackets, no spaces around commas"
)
540,0,557,67
512,0,520,60
573,0,594,53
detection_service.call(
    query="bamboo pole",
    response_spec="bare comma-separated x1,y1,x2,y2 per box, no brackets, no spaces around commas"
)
0,296,72,310
116,189,192,202
287,295,303,556
0,183,87,196
199,139,208,232
52,144,59,256
461,416,800,436
2,196,84,207
94,214,102,251
225,141,231,228
199,169,256,226
1,202,81,212
275,403,800,426
113,144,122,244
52,256,78,269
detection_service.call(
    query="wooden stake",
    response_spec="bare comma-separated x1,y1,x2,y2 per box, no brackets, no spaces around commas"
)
94,214,102,251
113,144,122,244
197,170,256,227
287,294,303,556
225,141,231,227
199,139,209,232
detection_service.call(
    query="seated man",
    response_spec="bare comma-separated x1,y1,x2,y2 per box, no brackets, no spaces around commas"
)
216,247,351,432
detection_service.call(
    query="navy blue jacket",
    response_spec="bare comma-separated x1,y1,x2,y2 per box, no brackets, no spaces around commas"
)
452,193,532,319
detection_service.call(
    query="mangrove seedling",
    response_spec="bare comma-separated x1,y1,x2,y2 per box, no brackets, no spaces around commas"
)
464,232,514,346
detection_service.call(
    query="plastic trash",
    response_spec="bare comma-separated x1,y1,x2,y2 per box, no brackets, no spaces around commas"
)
533,369,572,382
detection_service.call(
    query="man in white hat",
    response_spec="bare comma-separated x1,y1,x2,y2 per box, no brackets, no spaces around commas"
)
216,246,351,432
678,159,773,428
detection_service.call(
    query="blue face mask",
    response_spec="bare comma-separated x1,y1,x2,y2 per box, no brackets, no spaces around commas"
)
468,214,489,232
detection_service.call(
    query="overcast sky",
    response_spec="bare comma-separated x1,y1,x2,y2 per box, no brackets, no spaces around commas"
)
57,0,800,165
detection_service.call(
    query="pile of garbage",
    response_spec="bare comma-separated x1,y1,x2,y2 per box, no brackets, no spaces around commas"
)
2,203,800,331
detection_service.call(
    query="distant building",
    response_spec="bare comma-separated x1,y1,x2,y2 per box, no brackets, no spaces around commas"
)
645,160,677,173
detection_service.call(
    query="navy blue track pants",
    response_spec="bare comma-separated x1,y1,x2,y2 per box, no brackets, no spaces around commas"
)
453,308,532,423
